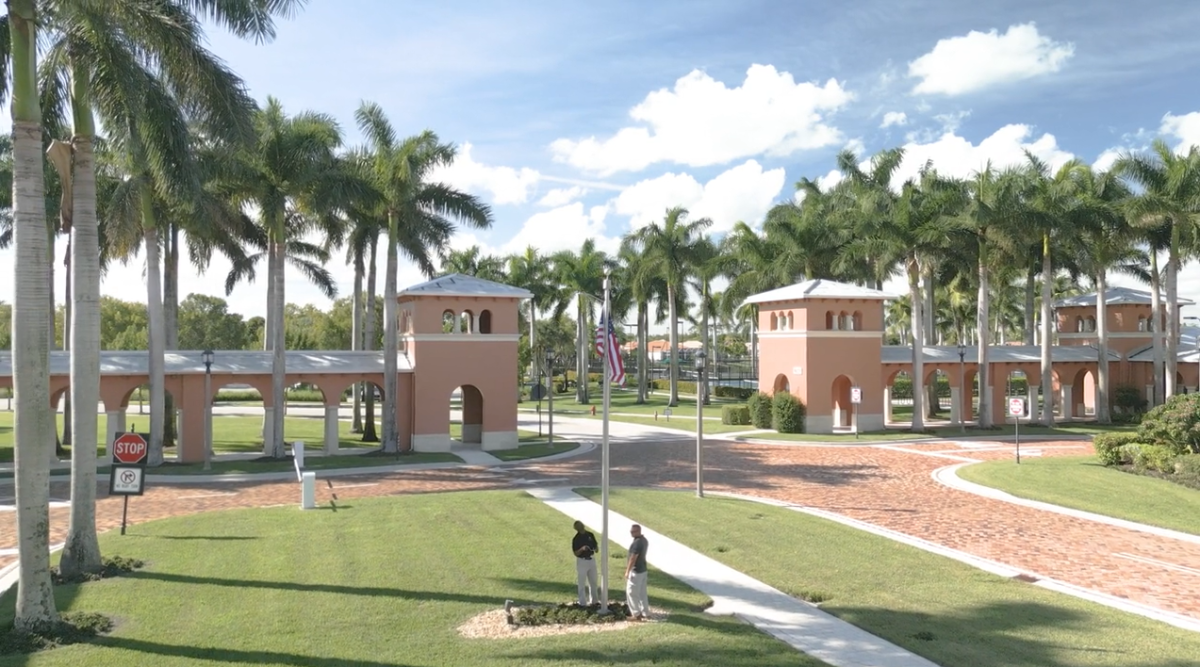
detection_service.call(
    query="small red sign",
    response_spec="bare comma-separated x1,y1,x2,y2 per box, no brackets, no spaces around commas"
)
113,432,148,465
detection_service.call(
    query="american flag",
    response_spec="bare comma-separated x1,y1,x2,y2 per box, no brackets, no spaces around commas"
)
594,310,626,386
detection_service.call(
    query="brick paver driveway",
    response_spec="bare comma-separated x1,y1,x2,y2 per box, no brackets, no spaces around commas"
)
3,420,1198,625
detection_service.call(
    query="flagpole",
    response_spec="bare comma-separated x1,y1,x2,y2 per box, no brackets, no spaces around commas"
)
599,267,612,614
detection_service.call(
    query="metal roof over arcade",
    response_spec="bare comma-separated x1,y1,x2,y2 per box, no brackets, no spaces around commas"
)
0,350,413,377
881,345,1122,364
399,273,533,300
743,279,898,305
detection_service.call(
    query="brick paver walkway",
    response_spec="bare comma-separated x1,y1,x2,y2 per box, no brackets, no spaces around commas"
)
3,422,1199,626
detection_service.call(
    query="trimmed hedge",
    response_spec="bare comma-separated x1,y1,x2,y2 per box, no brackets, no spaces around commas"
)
771,392,805,433
714,385,755,400
747,392,773,429
721,405,751,426
1093,432,1142,467
1134,444,1178,473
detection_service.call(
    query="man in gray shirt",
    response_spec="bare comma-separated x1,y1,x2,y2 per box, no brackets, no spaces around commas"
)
624,523,650,620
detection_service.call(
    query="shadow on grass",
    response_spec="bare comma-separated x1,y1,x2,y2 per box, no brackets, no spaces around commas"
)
824,600,1200,667
92,637,414,667
134,535,259,541
125,570,513,605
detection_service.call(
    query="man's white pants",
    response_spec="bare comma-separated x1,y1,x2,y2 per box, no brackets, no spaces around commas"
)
625,571,649,616
575,557,598,605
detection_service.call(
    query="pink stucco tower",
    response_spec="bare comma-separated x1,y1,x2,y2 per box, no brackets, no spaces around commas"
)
399,273,532,452
745,279,894,434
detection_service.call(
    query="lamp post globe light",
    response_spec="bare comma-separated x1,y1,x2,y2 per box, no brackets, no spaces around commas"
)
695,350,707,498
202,349,215,471
956,343,966,434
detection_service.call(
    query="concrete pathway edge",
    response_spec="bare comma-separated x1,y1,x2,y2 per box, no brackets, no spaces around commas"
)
713,491,1200,634
934,463,1200,546
527,487,939,667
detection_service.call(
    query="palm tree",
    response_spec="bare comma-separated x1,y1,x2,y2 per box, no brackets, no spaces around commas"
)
441,245,507,281
624,207,711,406
551,240,610,404
690,237,726,404
5,0,61,632
1072,167,1141,423
1021,154,1091,426
355,103,492,452
1115,140,1200,401
617,242,664,403
507,247,558,382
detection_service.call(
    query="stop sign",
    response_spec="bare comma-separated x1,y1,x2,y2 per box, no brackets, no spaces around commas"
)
113,432,148,465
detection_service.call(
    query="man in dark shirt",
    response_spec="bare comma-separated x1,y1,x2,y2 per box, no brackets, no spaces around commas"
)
625,523,650,620
572,520,599,606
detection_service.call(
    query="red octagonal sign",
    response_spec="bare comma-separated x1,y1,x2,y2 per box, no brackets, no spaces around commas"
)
113,432,148,465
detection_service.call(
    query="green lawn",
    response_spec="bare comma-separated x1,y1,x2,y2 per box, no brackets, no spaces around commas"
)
491,442,581,462
0,491,822,666
579,488,1200,667
956,455,1200,536
526,387,741,419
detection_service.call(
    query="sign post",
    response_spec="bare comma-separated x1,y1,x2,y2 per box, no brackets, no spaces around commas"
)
110,432,148,535
1008,397,1025,464
850,386,862,438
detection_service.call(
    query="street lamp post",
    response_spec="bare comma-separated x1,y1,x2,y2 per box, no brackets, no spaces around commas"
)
202,349,214,471
957,343,966,435
545,351,555,445
695,351,707,498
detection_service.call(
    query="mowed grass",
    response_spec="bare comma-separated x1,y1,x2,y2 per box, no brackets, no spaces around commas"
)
579,488,1200,667
528,387,741,419
0,491,822,667
957,455,1200,536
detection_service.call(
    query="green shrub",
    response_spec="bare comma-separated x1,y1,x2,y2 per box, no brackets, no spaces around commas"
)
1174,453,1200,476
1136,393,1200,456
1134,444,1178,473
1118,442,1144,465
747,392,773,429
721,405,751,426
714,385,755,400
1093,432,1142,466
771,392,806,433
1112,384,1148,419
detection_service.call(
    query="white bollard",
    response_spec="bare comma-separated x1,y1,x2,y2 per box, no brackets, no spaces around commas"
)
293,440,305,470
301,471,316,510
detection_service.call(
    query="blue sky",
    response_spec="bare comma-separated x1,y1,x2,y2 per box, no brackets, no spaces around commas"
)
6,0,1200,319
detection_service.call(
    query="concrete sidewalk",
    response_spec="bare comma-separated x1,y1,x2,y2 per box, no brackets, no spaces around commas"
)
528,487,937,667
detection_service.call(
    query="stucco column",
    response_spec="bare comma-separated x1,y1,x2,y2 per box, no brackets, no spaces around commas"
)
883,386,892,423
1061,385,1074,420
262,407,275,457
1025,382,1039,421
324,405,339,456
949,386,961,425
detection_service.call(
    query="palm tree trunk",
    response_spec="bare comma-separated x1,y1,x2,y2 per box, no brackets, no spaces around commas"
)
1024,267,1036,345
636,302,648,404
907,261,925,431
163,223,179,450
924,267,938,417
1150,251,1164,405
668,285,679,407
50,232,64,457
576,294,589,404
362,236,379,442
701,293,711,406
141,185,167,466
528,301,536,382
61,241,72,447
260,238,276,441
1040,236,1054,426
269,230,287,458
351,255,363,433
1095,269,1110,423
61,127,102,577
381,214,399,453
1165,243,1180,399
9,0,61,630
976,245,991,428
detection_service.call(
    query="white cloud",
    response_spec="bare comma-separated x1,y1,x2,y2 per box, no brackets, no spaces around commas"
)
844,138,866,156
1093,148,1123,172
535,186,588,207
612,159,785,234
1161,111,1200,153
880,111,908,128
429,142,540,205
550,64,850,175
908,23,1074,96
793,168,843,203
893,124,1074,186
